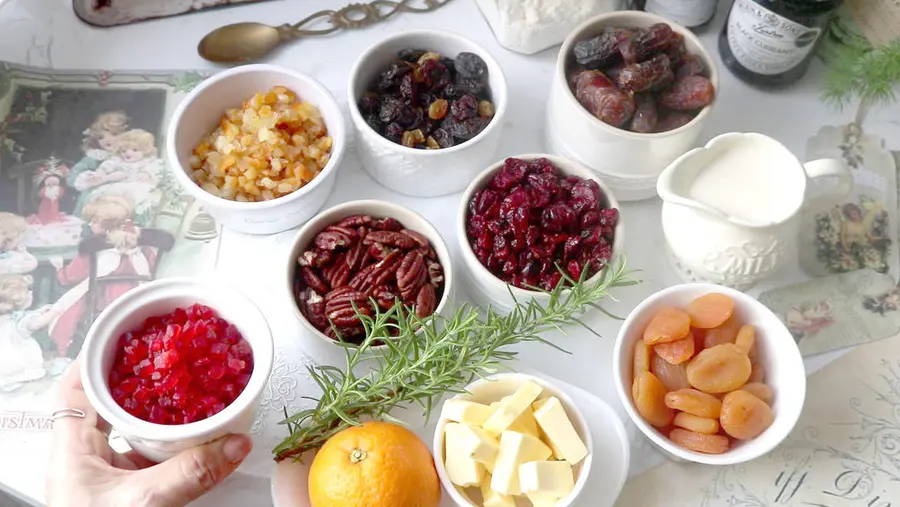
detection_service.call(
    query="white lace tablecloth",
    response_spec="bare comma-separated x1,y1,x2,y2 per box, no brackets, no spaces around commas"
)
2,0,900,505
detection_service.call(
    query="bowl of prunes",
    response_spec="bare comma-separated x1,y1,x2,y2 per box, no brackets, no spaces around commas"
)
348,29,508,198
545,11,719,202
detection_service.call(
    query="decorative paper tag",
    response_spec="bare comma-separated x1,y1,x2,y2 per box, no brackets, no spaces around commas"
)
800,124,899,278
616,332,900,506
758,269,900,356
847,0,900,48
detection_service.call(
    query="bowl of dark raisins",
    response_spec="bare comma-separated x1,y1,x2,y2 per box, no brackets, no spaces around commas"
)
348,29,508,198
284,199,455,359
456,154,623,314
545,11,719,202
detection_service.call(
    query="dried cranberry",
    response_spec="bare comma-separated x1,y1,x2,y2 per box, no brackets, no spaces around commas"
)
107,304,253,426
465,157,619,291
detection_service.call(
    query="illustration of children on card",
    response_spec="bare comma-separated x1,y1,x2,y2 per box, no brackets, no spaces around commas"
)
813,197,892,273
0,212,38,276
0,275,63,392
783,301,835,341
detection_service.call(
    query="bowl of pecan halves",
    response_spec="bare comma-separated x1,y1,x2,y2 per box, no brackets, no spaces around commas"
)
285,199,453,348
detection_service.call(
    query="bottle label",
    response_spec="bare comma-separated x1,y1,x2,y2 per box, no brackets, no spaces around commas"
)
726,0,822,75
645,0,717,27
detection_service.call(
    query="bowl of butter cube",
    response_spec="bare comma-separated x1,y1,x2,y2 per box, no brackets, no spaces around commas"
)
432,373,592,507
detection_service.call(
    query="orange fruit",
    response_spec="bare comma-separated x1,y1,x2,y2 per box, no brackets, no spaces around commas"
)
308,421,441,507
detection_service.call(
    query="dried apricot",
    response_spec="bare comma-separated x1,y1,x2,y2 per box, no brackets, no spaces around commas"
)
654,332,696,365
664,388,722,418
651,353,691,391
686,344,752,394
740,383,773,404
720,390,774,440
669,428,730,454
686,293,735,329
673,412,719,435
735,325,756,358
704,316,740,348
749,360,765,383
633,339,651,376
692,328,706,352
643,307,691,345
632,372,675,428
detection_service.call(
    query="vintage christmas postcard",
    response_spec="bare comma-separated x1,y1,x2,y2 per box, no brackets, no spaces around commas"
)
0,61,220,419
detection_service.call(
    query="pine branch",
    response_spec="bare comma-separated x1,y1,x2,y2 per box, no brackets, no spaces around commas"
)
823,39,900,110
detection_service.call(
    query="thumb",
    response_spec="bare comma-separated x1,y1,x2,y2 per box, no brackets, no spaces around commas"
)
137,434,252,507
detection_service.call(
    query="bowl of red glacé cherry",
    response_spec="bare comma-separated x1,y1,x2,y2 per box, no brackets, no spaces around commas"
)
80,277,273,463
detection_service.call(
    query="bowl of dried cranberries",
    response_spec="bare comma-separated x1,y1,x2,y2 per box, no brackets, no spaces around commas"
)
545,11,719,202
348,29,507,198
80,278,274,463
458,154,622,313
613,283,805,465
286,199,453,351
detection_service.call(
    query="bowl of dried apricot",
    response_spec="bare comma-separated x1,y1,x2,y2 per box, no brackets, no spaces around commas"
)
166,64,346,235
613,283,805,465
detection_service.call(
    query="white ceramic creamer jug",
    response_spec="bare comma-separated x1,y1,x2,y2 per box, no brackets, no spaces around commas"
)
657,132,852,290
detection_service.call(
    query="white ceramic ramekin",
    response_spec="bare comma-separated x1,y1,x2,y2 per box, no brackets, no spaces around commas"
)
347,29,508,197
284,199,454,357
80,277,274,463
166,64,346,235
613,283,806,465
433,373,593,507
456,154,624,313
546,11,720,201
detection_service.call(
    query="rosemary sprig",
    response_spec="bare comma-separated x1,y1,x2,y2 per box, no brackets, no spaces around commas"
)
272,258,637,462
823,38,900,110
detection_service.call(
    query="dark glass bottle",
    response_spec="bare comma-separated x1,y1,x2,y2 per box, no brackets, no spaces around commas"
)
718,0,842,87
641,0,718,29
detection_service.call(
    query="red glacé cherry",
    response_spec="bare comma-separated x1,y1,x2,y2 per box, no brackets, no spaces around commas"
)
107,304,254,425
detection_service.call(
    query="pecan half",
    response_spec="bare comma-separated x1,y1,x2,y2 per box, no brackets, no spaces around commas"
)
399,229,429,248
345,239,367,272
373,217,403,231
364,230,417,250
314,229,354,250
397,251,427,300
299,289,329,330
336,214,373,228
348,262,379,292
415,283,437,318
322,256,351,289
427,261,444,287
297,249,332,268
368,242,392,261
372,285,400,310
368,250,403,288
299,266,329,294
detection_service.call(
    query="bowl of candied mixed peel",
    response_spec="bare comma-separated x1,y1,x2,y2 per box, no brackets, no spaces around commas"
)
546,11,719,202
285,199,454,350
166,64,346,235
348,29,507,198
457,154,623,313
80,278,274,463
613,284,806,465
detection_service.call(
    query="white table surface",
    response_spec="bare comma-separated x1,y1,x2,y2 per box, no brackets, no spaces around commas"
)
2,0,900,505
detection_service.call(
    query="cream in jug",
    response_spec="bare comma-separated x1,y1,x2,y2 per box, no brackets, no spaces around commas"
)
657,132,851,290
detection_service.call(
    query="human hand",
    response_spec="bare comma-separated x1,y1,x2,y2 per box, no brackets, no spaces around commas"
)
46,357,253,507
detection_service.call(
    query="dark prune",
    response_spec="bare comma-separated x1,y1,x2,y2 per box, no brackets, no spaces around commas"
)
376,61,413,91
399,72,417,104
358,92,380,115
572,70,635,127
418,92,435,108
450,94,478,121
658,75,715,111
420,118,437,135
378,95,403,123
449,117,488,141
431,128,454,148
630,93,658,134
364,114,382,134
455,52,488,81
619,23,677,65
656,111,695,132
440,57,456,74
573,32,622,70
398,48,427,63
675,54,706,79
383,122,404,142
616,54,674,92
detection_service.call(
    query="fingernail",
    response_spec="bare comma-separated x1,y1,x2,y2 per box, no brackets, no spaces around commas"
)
223,434,252,463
